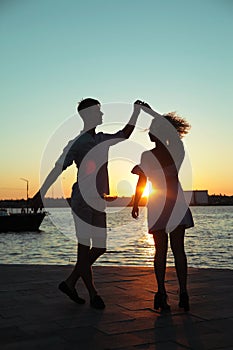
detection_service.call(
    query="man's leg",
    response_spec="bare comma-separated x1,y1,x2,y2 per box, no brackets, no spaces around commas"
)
63,204,106,308
65,244,106,294
66,208,107,289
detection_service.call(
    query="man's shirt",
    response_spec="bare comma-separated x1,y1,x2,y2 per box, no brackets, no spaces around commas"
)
55,130,125,197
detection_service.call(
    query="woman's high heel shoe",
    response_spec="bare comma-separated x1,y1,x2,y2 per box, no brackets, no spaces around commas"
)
154,292,170,311
179,292,190,311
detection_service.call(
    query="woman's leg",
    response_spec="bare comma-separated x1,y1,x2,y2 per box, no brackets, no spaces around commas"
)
170,226,187,293
153,230,168,294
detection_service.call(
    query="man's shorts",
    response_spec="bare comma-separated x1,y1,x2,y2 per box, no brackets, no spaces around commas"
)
71,196,107,248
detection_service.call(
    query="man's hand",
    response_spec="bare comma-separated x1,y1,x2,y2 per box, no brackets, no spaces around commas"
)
30,191,44,213
132,205,139,219
133,100,144,114
103,195,117,202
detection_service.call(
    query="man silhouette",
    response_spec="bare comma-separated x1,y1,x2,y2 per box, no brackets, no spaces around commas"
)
32,98,144,309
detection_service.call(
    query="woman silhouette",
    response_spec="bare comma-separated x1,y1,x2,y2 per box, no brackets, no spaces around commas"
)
132,105,194,311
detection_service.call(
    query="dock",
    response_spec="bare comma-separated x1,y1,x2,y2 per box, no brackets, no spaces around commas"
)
0,265,232,349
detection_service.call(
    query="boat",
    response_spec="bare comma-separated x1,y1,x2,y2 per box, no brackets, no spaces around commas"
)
0,208,46,232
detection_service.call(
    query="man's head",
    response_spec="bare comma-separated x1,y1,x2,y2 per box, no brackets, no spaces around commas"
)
77,98,103,129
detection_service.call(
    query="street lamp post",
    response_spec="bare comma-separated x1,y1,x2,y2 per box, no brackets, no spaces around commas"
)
20,178,29,213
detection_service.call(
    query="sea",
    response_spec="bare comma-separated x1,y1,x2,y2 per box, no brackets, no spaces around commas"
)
0,206,232,269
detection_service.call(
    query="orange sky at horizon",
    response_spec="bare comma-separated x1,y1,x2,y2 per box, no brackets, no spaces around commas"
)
0,181,232,201
0,161,232,201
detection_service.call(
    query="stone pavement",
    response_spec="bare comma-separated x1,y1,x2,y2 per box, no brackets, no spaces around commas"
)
0,265,232,350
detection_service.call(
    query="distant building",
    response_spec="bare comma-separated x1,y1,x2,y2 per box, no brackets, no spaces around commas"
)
184,190,209,205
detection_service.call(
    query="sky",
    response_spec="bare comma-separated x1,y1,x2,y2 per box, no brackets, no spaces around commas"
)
0,0,233,199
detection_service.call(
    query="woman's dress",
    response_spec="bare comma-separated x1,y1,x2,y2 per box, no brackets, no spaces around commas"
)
132,140,194,234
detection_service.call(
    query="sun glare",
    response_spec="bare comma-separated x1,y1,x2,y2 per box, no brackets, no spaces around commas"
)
142,181,154,197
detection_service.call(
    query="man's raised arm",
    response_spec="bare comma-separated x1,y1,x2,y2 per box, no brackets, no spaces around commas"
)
121,100,143,139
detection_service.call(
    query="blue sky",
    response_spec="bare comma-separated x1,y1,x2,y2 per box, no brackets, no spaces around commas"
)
1,0,233,198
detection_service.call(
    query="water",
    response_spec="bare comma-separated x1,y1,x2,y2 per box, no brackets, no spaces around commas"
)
0,206,232,269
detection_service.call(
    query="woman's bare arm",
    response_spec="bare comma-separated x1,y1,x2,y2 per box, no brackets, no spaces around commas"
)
132,173,147,219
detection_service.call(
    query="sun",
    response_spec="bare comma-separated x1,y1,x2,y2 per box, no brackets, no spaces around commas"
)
142,181,154,197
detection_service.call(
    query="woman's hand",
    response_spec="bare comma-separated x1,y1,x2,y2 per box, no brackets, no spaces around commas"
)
140,102,162,119
132,205,139,219
133,100,152,115
140,101,152,112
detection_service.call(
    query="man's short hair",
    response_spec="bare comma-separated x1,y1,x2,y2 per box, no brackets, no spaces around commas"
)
77,98,100,114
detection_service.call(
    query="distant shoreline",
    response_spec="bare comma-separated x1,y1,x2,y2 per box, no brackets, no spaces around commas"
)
1,193,233,208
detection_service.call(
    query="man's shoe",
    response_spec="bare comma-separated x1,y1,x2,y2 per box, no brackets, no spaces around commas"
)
90,295,105,309
58,281,85,304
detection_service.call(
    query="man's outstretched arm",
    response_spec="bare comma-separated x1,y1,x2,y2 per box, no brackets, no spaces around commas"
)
31,164,63,212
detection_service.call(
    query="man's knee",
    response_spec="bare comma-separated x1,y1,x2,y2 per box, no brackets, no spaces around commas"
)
95,247,106,256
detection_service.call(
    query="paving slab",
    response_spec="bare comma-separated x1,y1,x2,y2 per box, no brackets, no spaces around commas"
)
0,265,232,350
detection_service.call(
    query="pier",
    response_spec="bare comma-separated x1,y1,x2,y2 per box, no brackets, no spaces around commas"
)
0,265,232,349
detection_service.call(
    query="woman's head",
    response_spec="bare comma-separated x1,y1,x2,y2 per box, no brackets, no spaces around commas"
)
149,112,191,142
163,112,191,138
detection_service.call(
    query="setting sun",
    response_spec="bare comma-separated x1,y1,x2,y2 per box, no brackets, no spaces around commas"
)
142,181,154,197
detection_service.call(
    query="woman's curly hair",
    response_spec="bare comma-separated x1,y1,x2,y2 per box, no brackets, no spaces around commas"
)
163,112,191,138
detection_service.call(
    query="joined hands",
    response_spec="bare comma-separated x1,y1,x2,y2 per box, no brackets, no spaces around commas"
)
134,100,152,113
